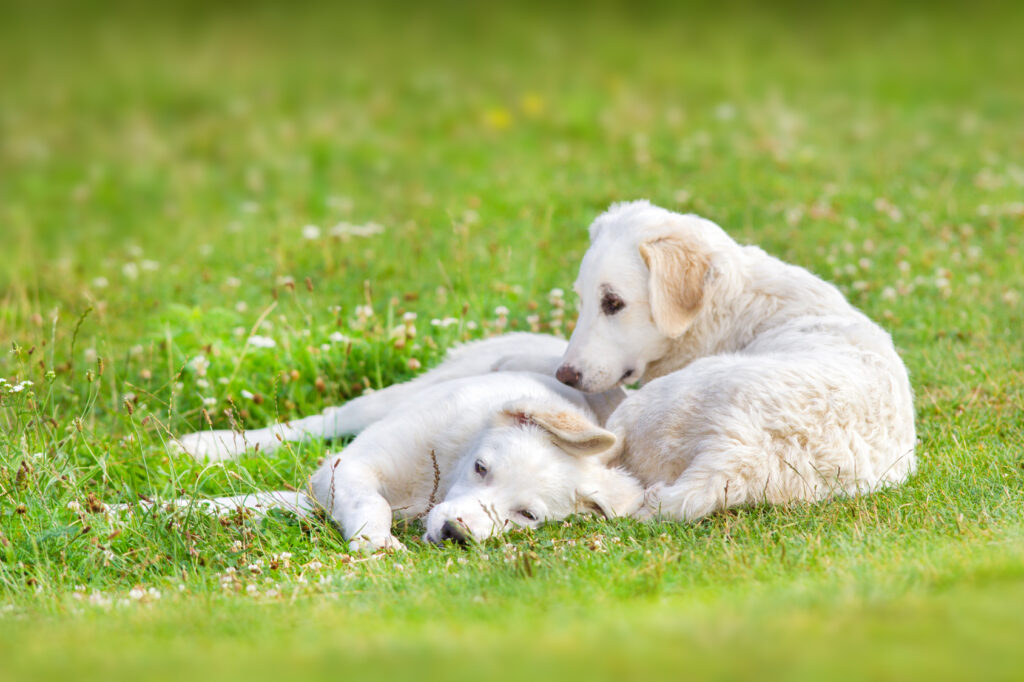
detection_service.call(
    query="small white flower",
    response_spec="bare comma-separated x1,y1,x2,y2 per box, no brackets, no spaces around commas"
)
494,306,509,317
225,277,242,288
240,389,255,400
202,397,217,407
402,312,417,322
92,276,109,289
128,587,145,601
189,355,210,376
67,500,82,511
247,335,276,348
302,224,321,240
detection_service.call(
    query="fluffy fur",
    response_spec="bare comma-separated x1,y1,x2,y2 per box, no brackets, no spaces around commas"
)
164,334,640,551
557,201,917,520
175,332,622,460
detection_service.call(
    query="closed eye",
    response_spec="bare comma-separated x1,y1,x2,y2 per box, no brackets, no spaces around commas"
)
601,292,625,315
517,509,538,522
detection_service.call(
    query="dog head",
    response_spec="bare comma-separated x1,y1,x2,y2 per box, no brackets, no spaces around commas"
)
423,399,642,545
556,201,730,393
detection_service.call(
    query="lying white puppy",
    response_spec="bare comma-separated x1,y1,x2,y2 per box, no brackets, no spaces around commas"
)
556,201,916,521
161,334,639,551
149,372,641,551
310,372,641,550
176,333,621,461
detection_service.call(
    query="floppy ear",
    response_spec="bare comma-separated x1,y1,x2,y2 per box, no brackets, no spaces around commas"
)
500,401,617,458
575,466,644,518
638,235,710,338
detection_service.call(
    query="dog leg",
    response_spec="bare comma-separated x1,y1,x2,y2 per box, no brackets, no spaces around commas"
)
111,490,314,518
637,456,755,522
312,458,406,553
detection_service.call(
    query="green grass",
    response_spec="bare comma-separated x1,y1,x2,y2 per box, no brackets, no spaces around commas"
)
1,2,1023,680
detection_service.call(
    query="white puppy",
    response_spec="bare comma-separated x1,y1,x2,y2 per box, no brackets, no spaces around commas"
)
310,372,642,551
556,201,916,521
176,333,621,461
150,372,641,552
163,334,639,551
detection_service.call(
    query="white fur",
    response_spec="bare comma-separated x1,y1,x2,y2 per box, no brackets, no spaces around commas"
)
559,201,916,520
309,372,642,551
160,334,639,552
175,333,621,460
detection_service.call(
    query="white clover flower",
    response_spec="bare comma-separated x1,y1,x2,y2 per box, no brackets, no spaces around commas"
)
302,224,321,240
67,500,82,511
402,312,417,322
494,305,509,316
141,260,159,272
328,331,350,343
189,355,210,376
202,397,217,407
247,335,276,348
128,587,145,601
225,277,242,288
240,389,255,400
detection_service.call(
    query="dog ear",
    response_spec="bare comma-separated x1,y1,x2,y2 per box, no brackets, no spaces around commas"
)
576,466,644,518
638,235,710,338
500,402,617,458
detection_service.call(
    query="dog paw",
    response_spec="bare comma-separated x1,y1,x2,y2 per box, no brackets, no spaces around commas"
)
634,483,668,521
348,534,407,554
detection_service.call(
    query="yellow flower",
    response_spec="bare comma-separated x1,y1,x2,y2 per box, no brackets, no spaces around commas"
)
483,107,512,131
520,93,544,117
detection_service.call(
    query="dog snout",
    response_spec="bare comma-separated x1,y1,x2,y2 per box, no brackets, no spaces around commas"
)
556,363,582,388
438,519,472,545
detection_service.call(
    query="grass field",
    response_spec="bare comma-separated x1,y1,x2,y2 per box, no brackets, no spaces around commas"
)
1,2,1023,680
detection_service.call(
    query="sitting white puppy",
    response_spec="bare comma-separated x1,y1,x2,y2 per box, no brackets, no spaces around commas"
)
555,201,917,521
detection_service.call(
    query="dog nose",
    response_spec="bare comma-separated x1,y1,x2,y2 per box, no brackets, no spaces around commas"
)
556,363,582,388
439,519,471,545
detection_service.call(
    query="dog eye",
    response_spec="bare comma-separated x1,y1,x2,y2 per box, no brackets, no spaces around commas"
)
474,460,488,477
601,293,625,315
517,509,537,522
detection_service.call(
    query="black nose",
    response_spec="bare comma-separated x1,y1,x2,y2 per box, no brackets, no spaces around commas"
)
556,364,582,388
439,519,471,545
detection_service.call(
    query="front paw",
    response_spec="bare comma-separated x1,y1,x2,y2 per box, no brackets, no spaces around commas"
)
348,534,407,554
634,483,668,521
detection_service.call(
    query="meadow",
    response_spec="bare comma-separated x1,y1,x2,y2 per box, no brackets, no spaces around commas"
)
1,2,1022,680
